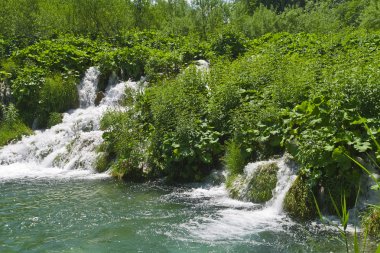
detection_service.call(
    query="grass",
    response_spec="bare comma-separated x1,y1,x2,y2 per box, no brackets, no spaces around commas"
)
0,121,32,146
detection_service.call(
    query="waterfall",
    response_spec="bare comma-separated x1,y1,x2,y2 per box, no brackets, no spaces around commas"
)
167,156,298,241
0,67,136,180
265,158,297,214
78,67,100,108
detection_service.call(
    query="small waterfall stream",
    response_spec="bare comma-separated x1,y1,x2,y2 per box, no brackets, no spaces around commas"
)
166,157,298,241
0,66,333,250
0,67,136,180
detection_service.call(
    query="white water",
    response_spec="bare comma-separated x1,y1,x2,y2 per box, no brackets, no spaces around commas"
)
170,157,298,241
0,67,300,242
0,67,136,180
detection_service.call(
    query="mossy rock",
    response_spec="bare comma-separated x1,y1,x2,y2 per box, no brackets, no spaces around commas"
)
95,152,109,173
362,206,380,239
226,173,244,199
47,112,63,128
247,163,278,203
226,162,279,203
283,176,317,221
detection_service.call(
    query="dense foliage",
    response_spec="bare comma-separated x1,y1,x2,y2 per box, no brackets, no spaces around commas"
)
0,0,379,228
98,31,380,222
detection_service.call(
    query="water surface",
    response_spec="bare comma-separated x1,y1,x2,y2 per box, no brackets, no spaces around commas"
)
1,178,350,253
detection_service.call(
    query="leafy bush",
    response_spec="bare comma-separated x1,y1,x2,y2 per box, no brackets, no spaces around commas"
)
100,109,149,181
210,28,248,59
360,0,380,30
2,103,19,124
11,66,45,124
145,49,182,81
38,73,78,127
0,104,32,146
148,67,222,181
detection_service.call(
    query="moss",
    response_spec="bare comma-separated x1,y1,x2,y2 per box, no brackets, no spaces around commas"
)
47,112,63,128
95,152,109,173
247,163,278,203
362,206,380,239
283,176,317,221
0,121,32,146
226,173,244,199
226,162,279,203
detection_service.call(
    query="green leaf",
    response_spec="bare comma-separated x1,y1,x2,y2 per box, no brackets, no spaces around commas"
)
371,184,380,191
351,117,367,125
172,143,180,148
353,141,372,152
324,145,335,152
353,228,359,253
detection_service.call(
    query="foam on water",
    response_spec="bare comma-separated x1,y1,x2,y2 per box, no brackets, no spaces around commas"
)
0,67,137,181
173,157,297,241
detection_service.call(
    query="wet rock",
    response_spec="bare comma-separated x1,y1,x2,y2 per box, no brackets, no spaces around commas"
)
283,176,317,221
247,163,279,203
226,162,279,203
95,91,105,106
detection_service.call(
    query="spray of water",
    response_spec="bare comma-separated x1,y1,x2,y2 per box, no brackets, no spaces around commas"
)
165,157,298,241
0,67,136,180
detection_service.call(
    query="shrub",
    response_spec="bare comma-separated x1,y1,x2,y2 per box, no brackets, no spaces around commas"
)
0,104,32,146
145,49,182,81
38,73,78,127
144,67,223,181
2,103,19,124
210,28,248,59
360,0,380,30
224,140,245,175
100,109,149,181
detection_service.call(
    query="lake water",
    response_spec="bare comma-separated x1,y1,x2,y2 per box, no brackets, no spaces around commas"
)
0,178,353,253
0,67,376,253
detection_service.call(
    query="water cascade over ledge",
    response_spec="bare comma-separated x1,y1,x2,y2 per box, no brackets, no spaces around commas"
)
165,157,298,241
0,67,136,180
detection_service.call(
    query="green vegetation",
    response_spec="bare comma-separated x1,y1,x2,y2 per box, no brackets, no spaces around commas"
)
225,162,279,203
0,103,32,146
224,140,245,176
0,0,379,238
284,176,317,220
247,163,278,203
362,206,380,240
47,112,63,128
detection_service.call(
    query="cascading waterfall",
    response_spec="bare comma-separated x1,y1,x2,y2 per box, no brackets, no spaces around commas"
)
78,67,100,108
0,67,136,180
171,156,297,241
0,66,302,245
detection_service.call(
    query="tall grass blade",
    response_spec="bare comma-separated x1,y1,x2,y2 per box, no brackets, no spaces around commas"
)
353,228,359,253
329,190,342,218
345,154,378,184
312,193,323,220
